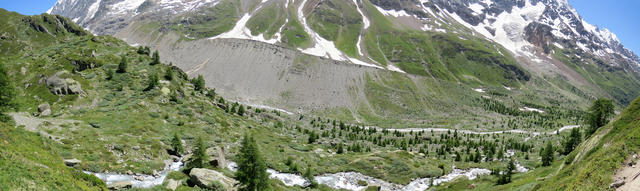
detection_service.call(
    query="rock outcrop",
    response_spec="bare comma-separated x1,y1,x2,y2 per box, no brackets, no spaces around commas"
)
107,180,132,190
166,179,179,190
206,146,227,168
189,168,237,190
610,179,625,188
63,158,81,166
41,71,85,96
37,103,51,117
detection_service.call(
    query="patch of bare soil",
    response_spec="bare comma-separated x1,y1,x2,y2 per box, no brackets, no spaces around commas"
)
613,153,640,190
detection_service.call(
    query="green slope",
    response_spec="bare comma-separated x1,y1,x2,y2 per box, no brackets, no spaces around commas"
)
0,122,107,190
533,96,640,190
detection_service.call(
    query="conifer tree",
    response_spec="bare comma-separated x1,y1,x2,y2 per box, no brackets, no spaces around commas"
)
193,75,205,92
585,98,614,136
165,67,174,81
117,55,127,73
171,133,183,156
541,142,554,166
304,164,317,188
562,128,581,155
337,144,344,154
236,134,269,191
151,50,160,65
144,73,158,91
188,137,208,169
237,105,245,116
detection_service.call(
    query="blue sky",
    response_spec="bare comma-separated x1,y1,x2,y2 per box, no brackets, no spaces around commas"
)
569,0,640,57
0,0,638,56
0,0,57,15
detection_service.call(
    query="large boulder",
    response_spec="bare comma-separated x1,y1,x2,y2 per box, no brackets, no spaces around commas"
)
166,179,179,190
41,71,86,96
37,103,51,117
189,168,237,190
206,146,227,168
63,158,81,166
107,180,132,190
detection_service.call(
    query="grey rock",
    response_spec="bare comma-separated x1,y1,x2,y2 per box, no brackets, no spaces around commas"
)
170,155,180,162
166,179,179,191
38,103,51,117
107,180,132,190
206,146,226,168
189,168,237,190
63,158,81,166
609,179,625,188
37,103,50,112
41,71,86,96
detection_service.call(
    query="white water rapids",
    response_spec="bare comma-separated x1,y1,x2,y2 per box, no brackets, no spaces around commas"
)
83,157,183,188
227,162,490,191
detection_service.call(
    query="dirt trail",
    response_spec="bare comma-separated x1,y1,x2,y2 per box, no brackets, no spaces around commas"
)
614,154,640,190
9,112,79,143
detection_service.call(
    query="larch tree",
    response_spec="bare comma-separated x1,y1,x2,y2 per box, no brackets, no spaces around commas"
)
235,134,269,191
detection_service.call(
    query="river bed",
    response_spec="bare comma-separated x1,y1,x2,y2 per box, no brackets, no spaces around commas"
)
83,157,183,188
228,162,490,191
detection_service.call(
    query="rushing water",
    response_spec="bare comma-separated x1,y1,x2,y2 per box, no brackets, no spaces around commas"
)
86,151,520,190
227,162,490,191
83,157,183,188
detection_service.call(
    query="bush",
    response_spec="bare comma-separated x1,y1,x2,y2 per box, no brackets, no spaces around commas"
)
105,69,114,80
207,180,225,190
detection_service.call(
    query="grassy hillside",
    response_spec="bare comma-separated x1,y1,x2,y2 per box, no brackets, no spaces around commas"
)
0,122,107,190
533,96,640,190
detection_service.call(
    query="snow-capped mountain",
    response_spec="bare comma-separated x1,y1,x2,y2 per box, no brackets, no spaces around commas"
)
48,0,221,35
48,0,639,70
419,0,639,69
46,0,640,112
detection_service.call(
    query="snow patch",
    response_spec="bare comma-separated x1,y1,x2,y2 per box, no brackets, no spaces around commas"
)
297,0,383,69
553,42,564,49
445,1,546,56
209,14,278,44
469,3,484,15
473,88,485,93
519,107,545,113
241,102,294,115
351,0,369,29
111,0,146,15
386,64,406,73
374,5,411,17
86,0,102,21
297,0,347,61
